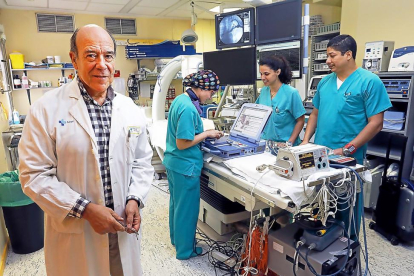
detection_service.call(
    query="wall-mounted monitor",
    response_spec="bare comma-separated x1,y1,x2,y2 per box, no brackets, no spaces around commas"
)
215,8,255,49
257,40,302,79
256,0,302,45
204,47,256,85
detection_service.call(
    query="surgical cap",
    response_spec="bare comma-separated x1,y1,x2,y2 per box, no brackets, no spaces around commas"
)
183,70,220,91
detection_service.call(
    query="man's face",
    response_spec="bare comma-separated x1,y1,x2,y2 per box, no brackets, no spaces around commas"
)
326,47,352,73
70,27,115,95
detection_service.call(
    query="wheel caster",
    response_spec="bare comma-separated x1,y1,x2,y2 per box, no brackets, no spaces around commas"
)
369,221,376,230
390,236,399,246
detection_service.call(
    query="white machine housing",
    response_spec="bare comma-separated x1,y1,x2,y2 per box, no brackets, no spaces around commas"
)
276,144,330,181
388,46,414,72
362,41,394,72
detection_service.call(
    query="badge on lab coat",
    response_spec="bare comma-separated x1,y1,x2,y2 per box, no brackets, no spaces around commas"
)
128,126,141,136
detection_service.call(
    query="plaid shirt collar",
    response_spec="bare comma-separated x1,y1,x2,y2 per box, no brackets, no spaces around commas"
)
77,77,116,105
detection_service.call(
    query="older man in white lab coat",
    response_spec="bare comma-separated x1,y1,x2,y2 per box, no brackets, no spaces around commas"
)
18,24,153,276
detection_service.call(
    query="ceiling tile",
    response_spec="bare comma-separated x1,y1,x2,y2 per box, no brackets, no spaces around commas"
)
49,0,88,10
137,0,179,8
86,3,125,13
90,0,130,4
5,0,48,8
129,6,164,16
164,9,191,19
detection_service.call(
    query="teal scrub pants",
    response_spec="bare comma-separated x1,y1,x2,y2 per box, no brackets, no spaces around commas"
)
167,169,200,259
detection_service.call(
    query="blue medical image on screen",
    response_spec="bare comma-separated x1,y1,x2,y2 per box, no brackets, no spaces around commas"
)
219,15,244,44
215,8,255,49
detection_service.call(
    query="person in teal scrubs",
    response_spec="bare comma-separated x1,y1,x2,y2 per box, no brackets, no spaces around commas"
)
302,35,392,240
163,70,223,260
256,55,306,147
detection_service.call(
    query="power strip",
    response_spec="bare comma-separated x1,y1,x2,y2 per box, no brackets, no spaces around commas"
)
211,251,237,267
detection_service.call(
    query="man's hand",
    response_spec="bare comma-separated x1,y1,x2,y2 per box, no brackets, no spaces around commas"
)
82,203,125,234
300,140,309,146
333,148,343,156
125,200,141,234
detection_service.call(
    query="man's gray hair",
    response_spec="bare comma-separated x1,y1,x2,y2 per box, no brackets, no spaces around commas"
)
70,27,117,57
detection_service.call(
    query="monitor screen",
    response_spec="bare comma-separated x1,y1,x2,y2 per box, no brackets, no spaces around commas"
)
310,77,322,90
203,47,256,85
215,8,255,49
233,105,269,138
256,0,302,45
256,40,302,79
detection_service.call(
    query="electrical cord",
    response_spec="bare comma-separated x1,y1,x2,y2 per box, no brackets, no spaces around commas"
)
195,229,244,276
238,169,271,276
329,164,370,276
297,220,351,276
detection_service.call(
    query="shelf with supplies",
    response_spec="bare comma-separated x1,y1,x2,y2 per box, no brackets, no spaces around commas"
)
367,72,414,180
309,24,340,79
9,61,75,104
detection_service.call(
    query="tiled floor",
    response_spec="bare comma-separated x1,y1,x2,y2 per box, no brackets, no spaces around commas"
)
3,179,414,276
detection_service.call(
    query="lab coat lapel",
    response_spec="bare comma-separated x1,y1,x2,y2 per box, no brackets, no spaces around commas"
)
67,83,98,150
109,95,123,154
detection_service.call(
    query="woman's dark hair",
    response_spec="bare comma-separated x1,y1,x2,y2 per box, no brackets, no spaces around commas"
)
327,34,357,59
259,55,292,84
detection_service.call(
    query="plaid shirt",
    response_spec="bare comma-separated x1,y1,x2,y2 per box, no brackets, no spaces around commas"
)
68,78,141,218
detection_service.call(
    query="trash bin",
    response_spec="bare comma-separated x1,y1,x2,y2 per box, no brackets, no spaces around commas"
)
0,171,44,254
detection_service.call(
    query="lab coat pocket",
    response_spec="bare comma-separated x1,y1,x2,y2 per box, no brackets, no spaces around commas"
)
126,126,141,164
51,216,83,234
339,93,364,116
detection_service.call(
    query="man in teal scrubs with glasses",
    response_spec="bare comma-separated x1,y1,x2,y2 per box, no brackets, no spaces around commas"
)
302,34,392,240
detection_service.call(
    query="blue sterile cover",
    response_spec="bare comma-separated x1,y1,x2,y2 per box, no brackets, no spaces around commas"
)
383,111,406,130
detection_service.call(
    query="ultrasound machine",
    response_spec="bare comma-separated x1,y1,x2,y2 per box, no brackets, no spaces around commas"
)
202,103,272,160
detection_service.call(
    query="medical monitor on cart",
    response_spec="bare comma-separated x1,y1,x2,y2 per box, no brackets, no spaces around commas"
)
231,103,271,142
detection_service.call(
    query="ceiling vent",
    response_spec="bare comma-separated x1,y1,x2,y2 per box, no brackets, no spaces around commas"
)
36,14,74,33
105,18,136,35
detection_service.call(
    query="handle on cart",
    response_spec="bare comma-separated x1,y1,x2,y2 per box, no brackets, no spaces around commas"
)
382,133,408,185
201,146,221,155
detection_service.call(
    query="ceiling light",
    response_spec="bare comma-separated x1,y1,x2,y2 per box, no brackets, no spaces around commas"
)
181,29,198,44
209,6,220,13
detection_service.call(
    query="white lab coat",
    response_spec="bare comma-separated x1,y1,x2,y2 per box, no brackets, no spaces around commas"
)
18,80,154,276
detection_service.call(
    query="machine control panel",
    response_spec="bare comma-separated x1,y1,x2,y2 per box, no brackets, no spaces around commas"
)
381,78,411,98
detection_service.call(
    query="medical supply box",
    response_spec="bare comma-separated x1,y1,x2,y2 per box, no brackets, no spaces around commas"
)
383,111,406,131
202,103,272,160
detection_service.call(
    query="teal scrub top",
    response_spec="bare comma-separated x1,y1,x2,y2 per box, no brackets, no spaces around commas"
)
163,94,204,176
313,68,392,164
256,84,306,145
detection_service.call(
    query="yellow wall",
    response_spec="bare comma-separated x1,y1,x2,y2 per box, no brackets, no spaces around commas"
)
308,3,341,25
341,0,414,66
0,9,196,115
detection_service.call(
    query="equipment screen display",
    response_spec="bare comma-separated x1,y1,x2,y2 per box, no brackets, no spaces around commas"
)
310,77,322,90
216,8,255,49
257,40,302,79
203,47,256,85
256,0,302,45
233,107,268,137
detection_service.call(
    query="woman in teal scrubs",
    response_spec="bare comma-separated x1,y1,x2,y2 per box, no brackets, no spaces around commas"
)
256,55,306,147
163,70,223,260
